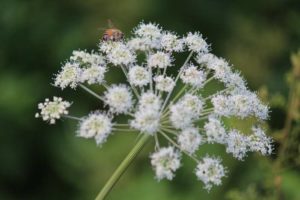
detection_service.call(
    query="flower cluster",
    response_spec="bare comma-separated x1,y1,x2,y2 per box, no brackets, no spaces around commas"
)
36,22,272,191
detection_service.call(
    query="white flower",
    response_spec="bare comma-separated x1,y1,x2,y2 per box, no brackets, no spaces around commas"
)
195,156,226,191
131,109,161,135
78,112,113,146
154,75,175,92
108,47,136,66
71,50,105,66
226,130,249,160
161,32,184,52
197,54,232,82
134,22,162,49
128,66,150,86
212,92,269,120
211,95,231,117
80,65,106,84
184,32,209,52
204,116,226,144
35,97,70,124
54,62,81,89
178,127,203,154
169,94,204,129
104,85,133,114
249,126,272,155
134,22,162,39
180,65,207,88
127,37,150,51
150,147,181,180
138,92,162,111
170,102,194,129
180,94,204,117
148,52,172,69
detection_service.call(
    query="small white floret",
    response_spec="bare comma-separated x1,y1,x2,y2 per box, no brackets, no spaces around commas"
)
104,85,133,114
36,97,70,124
78,112,113,146
150,147,181,180
54,62,81,89
195,156,226,191
128,65,151,87
154,75,175,92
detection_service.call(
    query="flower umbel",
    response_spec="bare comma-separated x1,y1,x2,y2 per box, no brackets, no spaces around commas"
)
36,22,272,191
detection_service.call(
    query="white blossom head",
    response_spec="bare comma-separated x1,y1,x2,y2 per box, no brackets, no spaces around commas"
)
204,116,227,144
128,65,150,87
104,84,133,114
249,126,273,155
195,156,226,191
161,32,184,52
54,62,81,89
226,129,249,160
178,127,203,154
130,109,161,135
148,52,172,68
134,22,162,39
138,92,162,111
180,64,206,88
35,97,70,124
154,75,175,92
184,32,209,52
78,111,113,146
150,147,181,180
37,21,272,192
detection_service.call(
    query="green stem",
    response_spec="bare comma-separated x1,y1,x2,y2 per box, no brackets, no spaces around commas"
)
95,134,150,200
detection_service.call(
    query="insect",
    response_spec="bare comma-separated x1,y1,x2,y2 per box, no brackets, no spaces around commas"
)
102,20,124,42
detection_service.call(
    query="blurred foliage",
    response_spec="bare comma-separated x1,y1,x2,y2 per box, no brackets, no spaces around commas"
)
1,0,300,200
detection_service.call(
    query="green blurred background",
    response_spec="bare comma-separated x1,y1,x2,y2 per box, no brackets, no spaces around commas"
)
1,0,300,199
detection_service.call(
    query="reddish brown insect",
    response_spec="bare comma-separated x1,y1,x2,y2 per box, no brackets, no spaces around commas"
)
102,20,124,42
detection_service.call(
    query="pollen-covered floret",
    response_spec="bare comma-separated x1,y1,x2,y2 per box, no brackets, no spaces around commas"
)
204,116,227,144
54,62,81,89
169,94,203,129
138,92,162,111
178,127,203,154
169,102,194,129
128,65,150,87
150,147,181,180
100,42,136,66
134,22,162,49
225,130,249,160
127,37,150,51
80,65,106,84
211,92,269,120
154,75,175,92
195,156,226,191
78,112,113,146
134,22,162,39
180,64,207,88
70,50,106,67
104,85,133,114
148,52,172,68
249,126,273,155
130,109,161,135
184,32,209,53
161,32,184,52
196,53,232,83
35,97,70,124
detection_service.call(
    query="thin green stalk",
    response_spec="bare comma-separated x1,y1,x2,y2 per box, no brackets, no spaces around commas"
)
95,134,150,200
79,84,105,102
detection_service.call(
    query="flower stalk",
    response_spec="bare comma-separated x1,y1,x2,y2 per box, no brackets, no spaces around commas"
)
95,134,150,200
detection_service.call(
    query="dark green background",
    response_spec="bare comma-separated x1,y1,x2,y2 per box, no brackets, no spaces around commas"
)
1,0,300,199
